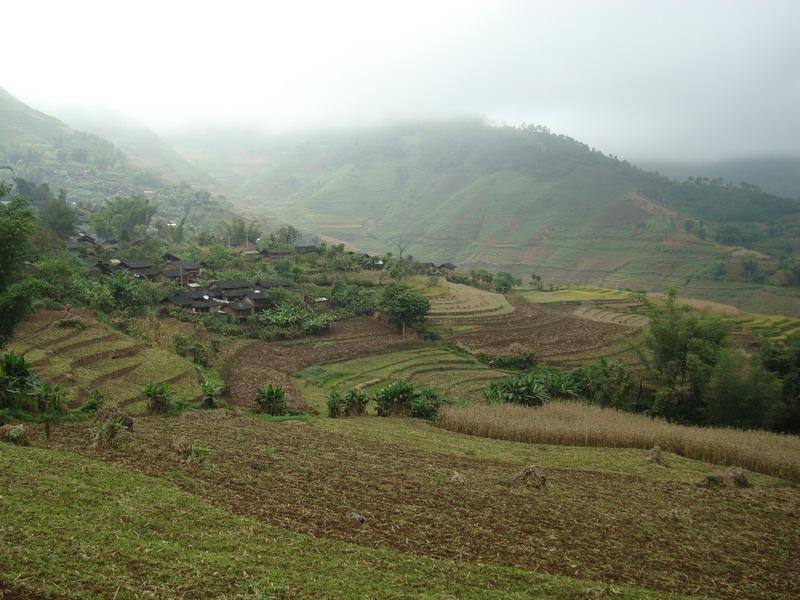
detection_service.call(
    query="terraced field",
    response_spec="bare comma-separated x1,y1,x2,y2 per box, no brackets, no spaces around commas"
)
602,272,691,291
437,293,641,364
573,305,649,327
429,281,513,318
518,285,633,304
724,312,800,341
296,347,508,408
8,311,201,411
544,335,646,371
224,316,418,411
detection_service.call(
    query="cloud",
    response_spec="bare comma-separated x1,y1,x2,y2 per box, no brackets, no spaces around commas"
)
2,0,799,160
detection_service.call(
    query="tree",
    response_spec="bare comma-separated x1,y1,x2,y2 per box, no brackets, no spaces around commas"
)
90,196,156,240
39,190,76,240
638,289,729,422
493,271,521,293
0,184,35,346
276,225,299,246
740,256,763,282
394,238,408,260
245,222,262,247
705,349,783,429
379,283,430,337
12,178,53,207
223,217,246,246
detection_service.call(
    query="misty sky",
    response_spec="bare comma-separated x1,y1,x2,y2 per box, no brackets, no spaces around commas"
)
3,0,799,161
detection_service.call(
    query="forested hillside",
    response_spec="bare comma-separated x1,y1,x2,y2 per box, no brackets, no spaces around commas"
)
641,156,800,199
0,87,171,202
50,106,218,188
4,85,799,312
170,120,800,310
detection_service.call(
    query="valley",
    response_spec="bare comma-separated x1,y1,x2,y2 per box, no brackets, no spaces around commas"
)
2,84,800,600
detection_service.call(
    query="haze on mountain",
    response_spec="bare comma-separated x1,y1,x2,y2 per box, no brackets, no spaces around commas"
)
3,0,800,164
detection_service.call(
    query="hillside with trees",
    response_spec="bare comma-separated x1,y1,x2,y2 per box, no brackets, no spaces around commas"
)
169,120,800,312
49,106,218,189
0,87,218,205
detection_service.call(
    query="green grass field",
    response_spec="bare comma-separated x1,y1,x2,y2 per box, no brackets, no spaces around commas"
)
518,285,634,304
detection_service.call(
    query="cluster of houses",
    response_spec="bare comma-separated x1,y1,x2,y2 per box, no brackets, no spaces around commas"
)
68,234,206,284
66,232,458,321
166,278,299,322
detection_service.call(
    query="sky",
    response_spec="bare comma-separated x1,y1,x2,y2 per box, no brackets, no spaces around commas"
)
2,0,799,161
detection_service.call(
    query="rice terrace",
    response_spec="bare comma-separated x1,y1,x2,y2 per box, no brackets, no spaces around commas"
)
3,4,800,598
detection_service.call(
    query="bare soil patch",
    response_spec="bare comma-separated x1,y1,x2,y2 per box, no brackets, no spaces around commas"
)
445,295,639,359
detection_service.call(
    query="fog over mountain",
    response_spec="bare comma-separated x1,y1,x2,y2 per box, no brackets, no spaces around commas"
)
2,0,799,162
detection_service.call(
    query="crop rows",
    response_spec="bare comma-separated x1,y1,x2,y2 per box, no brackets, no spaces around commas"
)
298,347,507,403
724,313,800,341
428,282,513,319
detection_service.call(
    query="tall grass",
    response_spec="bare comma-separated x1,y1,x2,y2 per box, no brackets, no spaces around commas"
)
439,401,800,482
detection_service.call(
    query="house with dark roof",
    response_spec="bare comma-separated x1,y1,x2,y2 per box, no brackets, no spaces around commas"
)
260,248,293,260
210,279,251,291
76,233,96,245
294,245,319,255
120,259,160,280
161,261,202,284
418,262,437,274
224,298,255,323
162,252,181,263
165,289,225,314
245,287,272,311
437,263,457,278
254,278,293,289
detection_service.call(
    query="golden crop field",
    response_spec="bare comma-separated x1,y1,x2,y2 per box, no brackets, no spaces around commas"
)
439,401,800,482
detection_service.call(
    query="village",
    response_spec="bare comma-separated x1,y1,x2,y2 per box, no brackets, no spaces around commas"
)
65,230,457,322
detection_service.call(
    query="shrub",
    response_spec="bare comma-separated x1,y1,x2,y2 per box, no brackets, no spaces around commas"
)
484,374,550,406
328,388,369,417
0,352,32,410
374,380,417,416
80,390,105,413
254,384,288,415
187,445,211,463
330,281,375,316
259,302,333,336
1,352,65,415
574,359,636,408
91,415,125,449
327,389,344,418
144,382,177,414
32,380,65,414
480,347,537,370
0,423,29,445
200,372,225,409
409,387,444,420
174,335,214,367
